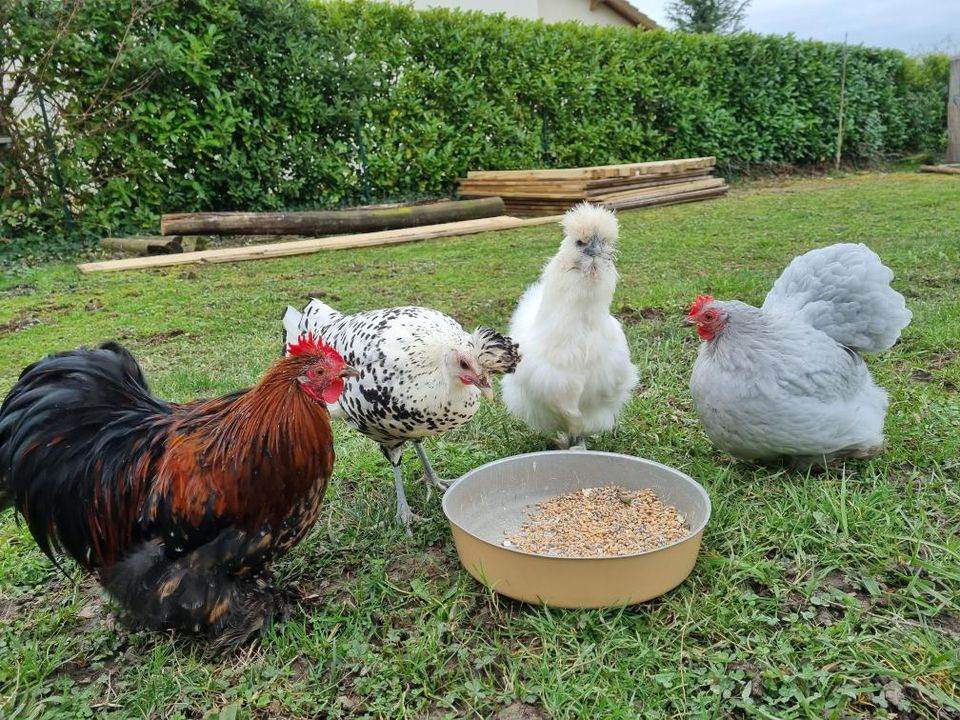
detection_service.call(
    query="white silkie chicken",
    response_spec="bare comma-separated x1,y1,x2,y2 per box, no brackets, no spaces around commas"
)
502,202,638,448
282,302,519,530
686,242,912,467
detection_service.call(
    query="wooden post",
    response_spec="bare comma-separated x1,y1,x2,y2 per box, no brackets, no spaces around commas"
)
948,56,960,164
835,36,848,171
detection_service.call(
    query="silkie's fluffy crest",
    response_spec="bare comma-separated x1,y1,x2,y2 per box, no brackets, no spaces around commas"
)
561,201,619,247
287,332,339,360
688,295,714,317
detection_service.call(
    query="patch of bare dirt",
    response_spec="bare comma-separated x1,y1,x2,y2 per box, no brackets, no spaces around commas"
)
617,304,667,324
727,660,765,699
494,702,547,720
929,350,957,370
0,283,37,298
386,544,457,586
136,329,187,346
303,290,343,302
0,310,41,336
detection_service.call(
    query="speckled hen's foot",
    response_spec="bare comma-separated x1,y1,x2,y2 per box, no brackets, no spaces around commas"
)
413,441,451,500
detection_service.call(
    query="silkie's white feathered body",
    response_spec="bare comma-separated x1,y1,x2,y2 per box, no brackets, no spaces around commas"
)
502,202,638,446
282,300,519,528
688,243,912,466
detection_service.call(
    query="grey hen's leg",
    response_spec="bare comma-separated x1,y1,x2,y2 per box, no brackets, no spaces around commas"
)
413,441,451,499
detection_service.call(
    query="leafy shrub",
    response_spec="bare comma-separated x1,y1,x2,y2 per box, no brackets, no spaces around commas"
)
0,0,949,259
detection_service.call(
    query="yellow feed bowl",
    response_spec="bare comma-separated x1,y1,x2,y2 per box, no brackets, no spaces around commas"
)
442,450,711,608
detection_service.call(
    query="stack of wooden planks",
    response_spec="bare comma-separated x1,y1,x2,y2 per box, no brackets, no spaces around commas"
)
457,156,728,217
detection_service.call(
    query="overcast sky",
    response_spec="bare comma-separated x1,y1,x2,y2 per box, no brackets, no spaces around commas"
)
640,0,960,54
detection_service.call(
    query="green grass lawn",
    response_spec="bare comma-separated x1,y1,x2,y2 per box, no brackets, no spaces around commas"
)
1,172,958,719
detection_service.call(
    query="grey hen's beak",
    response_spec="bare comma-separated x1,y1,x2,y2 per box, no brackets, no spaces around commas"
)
583,234,604,257
681,316,696,326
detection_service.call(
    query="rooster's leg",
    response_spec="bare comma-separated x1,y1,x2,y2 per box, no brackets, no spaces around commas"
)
413,441,450,500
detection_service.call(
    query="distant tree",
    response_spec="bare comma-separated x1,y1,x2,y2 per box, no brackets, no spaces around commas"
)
666,0,751,34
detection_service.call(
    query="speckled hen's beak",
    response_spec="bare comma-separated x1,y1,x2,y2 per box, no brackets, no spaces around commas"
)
478,377,494,401
339,365,361,379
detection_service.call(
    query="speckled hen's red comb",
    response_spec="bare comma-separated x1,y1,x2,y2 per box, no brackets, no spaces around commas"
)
287,333,339,358
688,295,714,317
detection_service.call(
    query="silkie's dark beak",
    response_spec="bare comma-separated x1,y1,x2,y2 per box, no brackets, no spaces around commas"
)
339,365,361,379
583,234,604,257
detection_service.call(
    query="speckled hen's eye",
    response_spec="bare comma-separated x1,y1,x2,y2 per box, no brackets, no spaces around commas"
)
459,359,470,370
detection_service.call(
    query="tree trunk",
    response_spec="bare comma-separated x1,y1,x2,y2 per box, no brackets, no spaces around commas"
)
160,198,506,236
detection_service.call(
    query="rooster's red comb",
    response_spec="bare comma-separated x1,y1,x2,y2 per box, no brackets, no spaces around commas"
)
688,294,714,317
287,332,339,358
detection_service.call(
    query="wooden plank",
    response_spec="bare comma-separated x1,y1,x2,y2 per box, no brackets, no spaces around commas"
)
465,156,716,181
465,178,726,204
458,168,711,193
590,178,726,203
77,215,550,273
458,170,715,199
500,184,729,217
919,164,960,175
160,197,505,236
603,185,729,211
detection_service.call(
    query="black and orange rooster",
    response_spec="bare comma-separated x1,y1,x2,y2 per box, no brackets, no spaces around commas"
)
0,335,357,648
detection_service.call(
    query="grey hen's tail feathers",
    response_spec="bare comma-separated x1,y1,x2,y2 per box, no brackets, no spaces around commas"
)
472,327,521,374
761,242,912,353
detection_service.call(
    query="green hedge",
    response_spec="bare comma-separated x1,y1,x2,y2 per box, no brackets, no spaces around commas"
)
0,0,949,256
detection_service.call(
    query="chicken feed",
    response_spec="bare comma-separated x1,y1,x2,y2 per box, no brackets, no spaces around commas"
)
503,486,690,557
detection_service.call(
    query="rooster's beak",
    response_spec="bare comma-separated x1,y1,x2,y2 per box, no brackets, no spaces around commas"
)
339,365,361,379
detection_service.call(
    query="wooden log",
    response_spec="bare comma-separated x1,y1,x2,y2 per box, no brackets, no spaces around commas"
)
100,235,204,255
948,56,960,164
919,164,960,175
77,215,562,274
465,157,716,182
160,197,506,237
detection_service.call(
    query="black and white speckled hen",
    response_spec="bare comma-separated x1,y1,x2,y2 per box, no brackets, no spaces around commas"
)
283,301,519,531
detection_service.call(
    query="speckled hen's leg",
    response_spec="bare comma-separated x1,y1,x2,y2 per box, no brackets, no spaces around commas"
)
413,441,450,500
383,444,421,534
391,464,421,534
